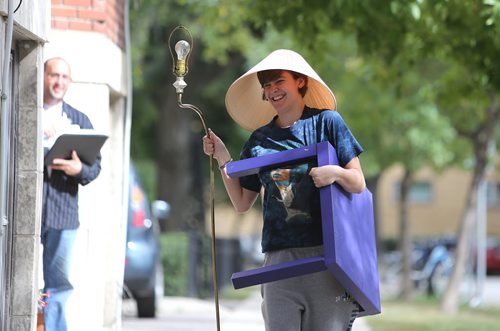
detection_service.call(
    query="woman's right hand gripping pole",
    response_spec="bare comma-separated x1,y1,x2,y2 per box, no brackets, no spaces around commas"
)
202,129,259,213
202,129,232,168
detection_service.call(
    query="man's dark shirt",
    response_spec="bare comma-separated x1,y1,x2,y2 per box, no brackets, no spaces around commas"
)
42,102,102,229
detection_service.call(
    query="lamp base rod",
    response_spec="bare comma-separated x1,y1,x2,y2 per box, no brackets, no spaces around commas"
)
177,93,221,331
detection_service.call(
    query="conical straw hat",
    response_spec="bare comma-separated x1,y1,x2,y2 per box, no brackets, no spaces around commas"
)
225,49,337,131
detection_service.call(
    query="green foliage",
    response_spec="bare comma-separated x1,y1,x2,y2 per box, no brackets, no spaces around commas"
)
129,0,498,204
434,62,493,135
160,232,189,296
159,231,215,298
187,0,475,178
182,0,261,65
418,1,499,88
129,0,251,163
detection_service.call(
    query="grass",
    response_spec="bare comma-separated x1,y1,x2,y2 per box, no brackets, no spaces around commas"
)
365,296,500,331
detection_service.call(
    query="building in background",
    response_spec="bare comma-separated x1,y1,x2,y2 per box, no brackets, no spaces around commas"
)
0,0,131,330
377,164,500,240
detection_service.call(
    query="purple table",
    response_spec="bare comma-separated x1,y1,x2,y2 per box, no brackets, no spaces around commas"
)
226,141,381,316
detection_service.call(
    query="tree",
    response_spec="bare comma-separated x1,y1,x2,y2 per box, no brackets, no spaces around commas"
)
194,0,462,301
414,1,500,313
130,1,499,311
201,0,500,312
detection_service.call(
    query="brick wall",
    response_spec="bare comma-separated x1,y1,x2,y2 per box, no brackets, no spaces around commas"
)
51,0,125,49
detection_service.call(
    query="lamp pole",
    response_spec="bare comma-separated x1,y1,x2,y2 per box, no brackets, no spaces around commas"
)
169,25,221,331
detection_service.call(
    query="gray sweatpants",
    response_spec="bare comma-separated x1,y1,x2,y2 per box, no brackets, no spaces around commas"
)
261,246,359,331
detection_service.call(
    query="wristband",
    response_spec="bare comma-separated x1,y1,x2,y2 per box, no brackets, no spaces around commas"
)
219,158,233,170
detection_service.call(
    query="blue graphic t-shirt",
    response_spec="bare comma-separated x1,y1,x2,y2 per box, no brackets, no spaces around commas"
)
239,107,363,252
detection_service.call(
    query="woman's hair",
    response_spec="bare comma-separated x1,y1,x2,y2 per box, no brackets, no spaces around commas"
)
257,69,308,100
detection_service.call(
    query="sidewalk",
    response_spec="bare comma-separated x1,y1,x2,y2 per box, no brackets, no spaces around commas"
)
123,276,500,331
122,289,371,331
220,290,371,331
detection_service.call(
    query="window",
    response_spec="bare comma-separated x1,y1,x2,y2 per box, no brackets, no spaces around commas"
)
394,181,433,203
487,181,500,207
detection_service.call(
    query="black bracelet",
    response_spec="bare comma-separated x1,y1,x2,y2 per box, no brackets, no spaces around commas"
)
219,158,233,170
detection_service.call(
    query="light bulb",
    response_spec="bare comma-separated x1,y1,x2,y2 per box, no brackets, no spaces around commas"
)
175,40,191,76
175,40,190,60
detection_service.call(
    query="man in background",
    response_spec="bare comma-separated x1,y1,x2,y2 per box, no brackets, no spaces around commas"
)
41,57,102,330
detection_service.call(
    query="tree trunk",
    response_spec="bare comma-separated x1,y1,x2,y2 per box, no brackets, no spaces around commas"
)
441,98,499,313
440,184,478,313
158,85,196,232
399,168,414,300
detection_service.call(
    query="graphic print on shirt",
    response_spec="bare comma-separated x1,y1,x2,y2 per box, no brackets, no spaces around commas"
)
270,163,310,222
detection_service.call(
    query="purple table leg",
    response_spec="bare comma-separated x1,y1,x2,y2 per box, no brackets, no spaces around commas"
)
231,256,326,289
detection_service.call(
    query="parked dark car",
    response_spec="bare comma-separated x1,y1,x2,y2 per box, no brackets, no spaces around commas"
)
123,164,169,318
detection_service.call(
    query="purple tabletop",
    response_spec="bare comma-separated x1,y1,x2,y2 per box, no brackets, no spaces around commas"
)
227,142,381,316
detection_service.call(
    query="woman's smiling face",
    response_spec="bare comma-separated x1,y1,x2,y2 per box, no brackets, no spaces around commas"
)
262,70,305,112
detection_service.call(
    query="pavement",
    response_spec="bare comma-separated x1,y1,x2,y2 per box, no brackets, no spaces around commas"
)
122,288,371,331
477,274,500,307
122,276,500,331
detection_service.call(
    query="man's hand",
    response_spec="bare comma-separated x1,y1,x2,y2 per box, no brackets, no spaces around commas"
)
50,150,82,176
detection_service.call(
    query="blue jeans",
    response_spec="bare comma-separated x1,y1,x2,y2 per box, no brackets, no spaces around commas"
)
41,226,77,331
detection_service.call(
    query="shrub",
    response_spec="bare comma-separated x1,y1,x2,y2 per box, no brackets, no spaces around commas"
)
160,232,189,296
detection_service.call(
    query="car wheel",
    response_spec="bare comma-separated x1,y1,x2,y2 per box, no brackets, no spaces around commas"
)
136,261,164,318
136,293,155,318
